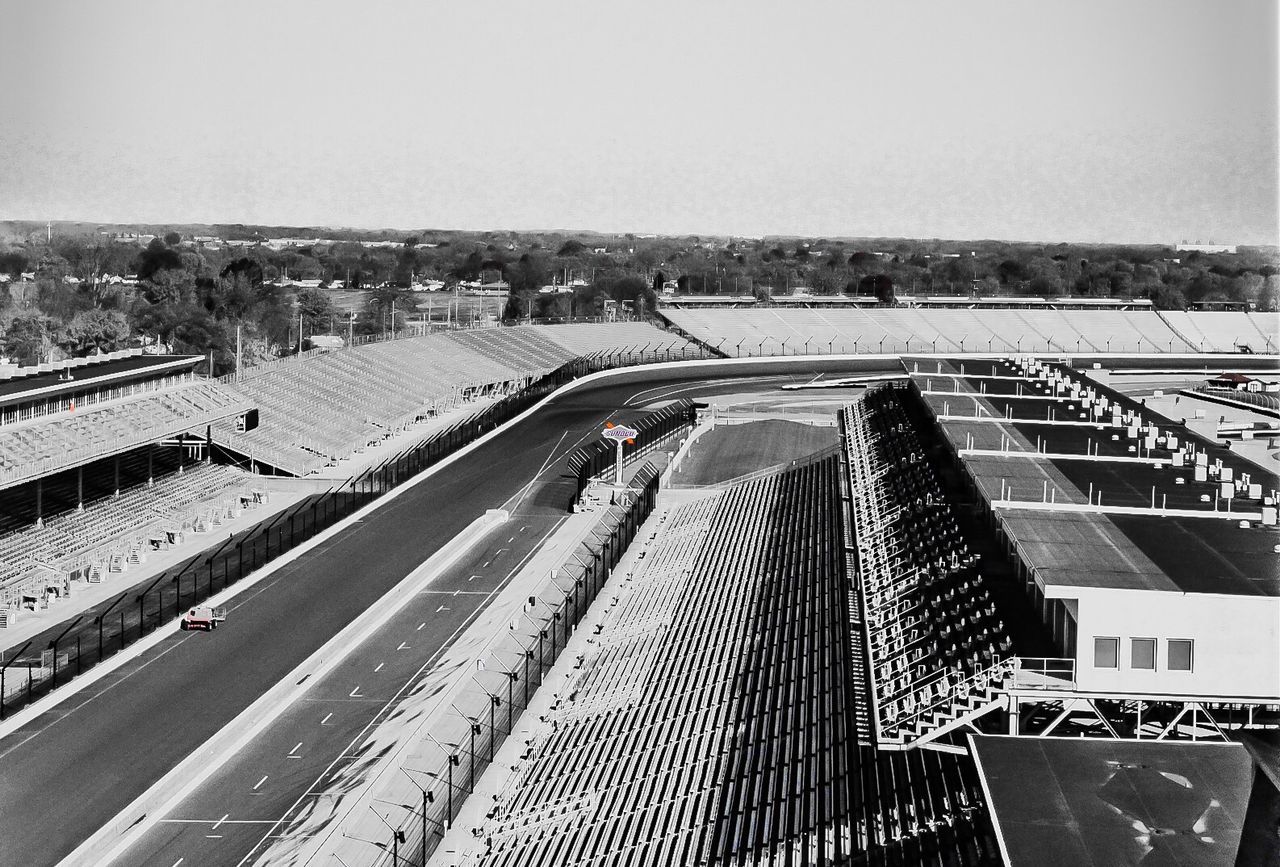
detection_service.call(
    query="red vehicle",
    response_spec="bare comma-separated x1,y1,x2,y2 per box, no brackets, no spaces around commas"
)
180,606,227,631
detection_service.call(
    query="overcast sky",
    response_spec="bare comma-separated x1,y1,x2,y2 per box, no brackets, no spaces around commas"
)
1,0,1276,244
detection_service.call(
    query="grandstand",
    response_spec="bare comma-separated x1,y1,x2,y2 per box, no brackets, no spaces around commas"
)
660,308,1280,356
0,352,265,628
2,315,1277,867
0,463,259,617
214,323,698,475
455,460,997,866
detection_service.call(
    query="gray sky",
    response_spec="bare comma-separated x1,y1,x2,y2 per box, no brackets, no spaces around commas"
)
1,0,1276,244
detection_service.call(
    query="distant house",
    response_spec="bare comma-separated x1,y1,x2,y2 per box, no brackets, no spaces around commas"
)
1206,373,1277,393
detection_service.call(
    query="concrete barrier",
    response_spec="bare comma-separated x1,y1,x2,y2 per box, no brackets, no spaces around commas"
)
63,508,508,867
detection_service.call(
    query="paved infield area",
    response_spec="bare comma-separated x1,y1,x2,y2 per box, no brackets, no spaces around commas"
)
0,366,854,867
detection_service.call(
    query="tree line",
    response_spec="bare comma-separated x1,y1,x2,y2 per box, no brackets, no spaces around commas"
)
0,229,1275,371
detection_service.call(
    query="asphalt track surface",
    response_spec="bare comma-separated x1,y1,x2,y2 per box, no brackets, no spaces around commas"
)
0,364,875,867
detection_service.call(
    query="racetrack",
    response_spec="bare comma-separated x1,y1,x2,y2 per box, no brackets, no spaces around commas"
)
0,361,889,867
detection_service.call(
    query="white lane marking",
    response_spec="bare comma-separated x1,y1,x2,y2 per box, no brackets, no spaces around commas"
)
320,712,333,725
396,642,409,651
160,819,280,824
206,835,223,839
468,574,478,582
287,742,302,758
171,859,184,867
507,536,514,543
234,517,568,867
349,686,362,698
510,429,569,513
253,775,268,791
435,605,449,612
212,814,229,831
373,663,384,673
416,622,426,630
482,561,490,568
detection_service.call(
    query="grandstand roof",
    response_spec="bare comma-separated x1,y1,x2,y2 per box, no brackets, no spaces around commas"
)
920,358,1280,598
969,735,1254,867
0,354,201,409
0,382,252,491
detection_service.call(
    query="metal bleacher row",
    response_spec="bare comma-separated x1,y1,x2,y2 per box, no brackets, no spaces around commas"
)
0,462,260,616
469,457,996,865
214,323,697,475
662,308,1279,355
472,460,855,866
841,387,1014,749
0,382,253,489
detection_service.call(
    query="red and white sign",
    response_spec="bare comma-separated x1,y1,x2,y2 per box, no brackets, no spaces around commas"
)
602,423,638,444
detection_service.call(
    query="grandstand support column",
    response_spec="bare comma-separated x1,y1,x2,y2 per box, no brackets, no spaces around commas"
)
114,455,120,497
1006,694,1020,735
205,424,213,463
147,443,154,487
76,466,84,511
34,478,43,528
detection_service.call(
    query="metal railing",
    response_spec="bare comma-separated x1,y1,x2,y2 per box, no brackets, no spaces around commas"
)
1012,657,1077,691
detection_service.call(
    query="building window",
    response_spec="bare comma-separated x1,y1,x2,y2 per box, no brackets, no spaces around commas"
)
1093,637,1119,669
1131,638,1156,670
1168,639,1194,672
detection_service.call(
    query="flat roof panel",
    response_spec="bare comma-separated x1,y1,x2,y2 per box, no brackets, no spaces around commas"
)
971,735,1253,867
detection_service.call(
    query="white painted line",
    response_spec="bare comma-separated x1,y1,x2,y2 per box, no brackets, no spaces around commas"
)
212,814,229,831
233,516,566,867
206,835,223,839
252,775,268,791
468,574,479,582
507,536,514,543
435,605,449,613
396,642,408,651
416,622,426,631
373,663,384,673
287,743,302,758
320,713,333,726
482,561,490,568
171,859,184,867
160,819,279,825
349,686,362,698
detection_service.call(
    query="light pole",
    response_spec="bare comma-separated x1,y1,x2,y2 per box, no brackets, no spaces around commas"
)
803,337,812,355
422,736,462,828
400,769,443,864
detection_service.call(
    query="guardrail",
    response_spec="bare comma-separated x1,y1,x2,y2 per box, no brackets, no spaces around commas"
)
1012,656,1076,690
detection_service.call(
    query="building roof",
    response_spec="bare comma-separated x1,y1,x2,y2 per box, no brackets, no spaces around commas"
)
0,354,202,410
969,735,1254,867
